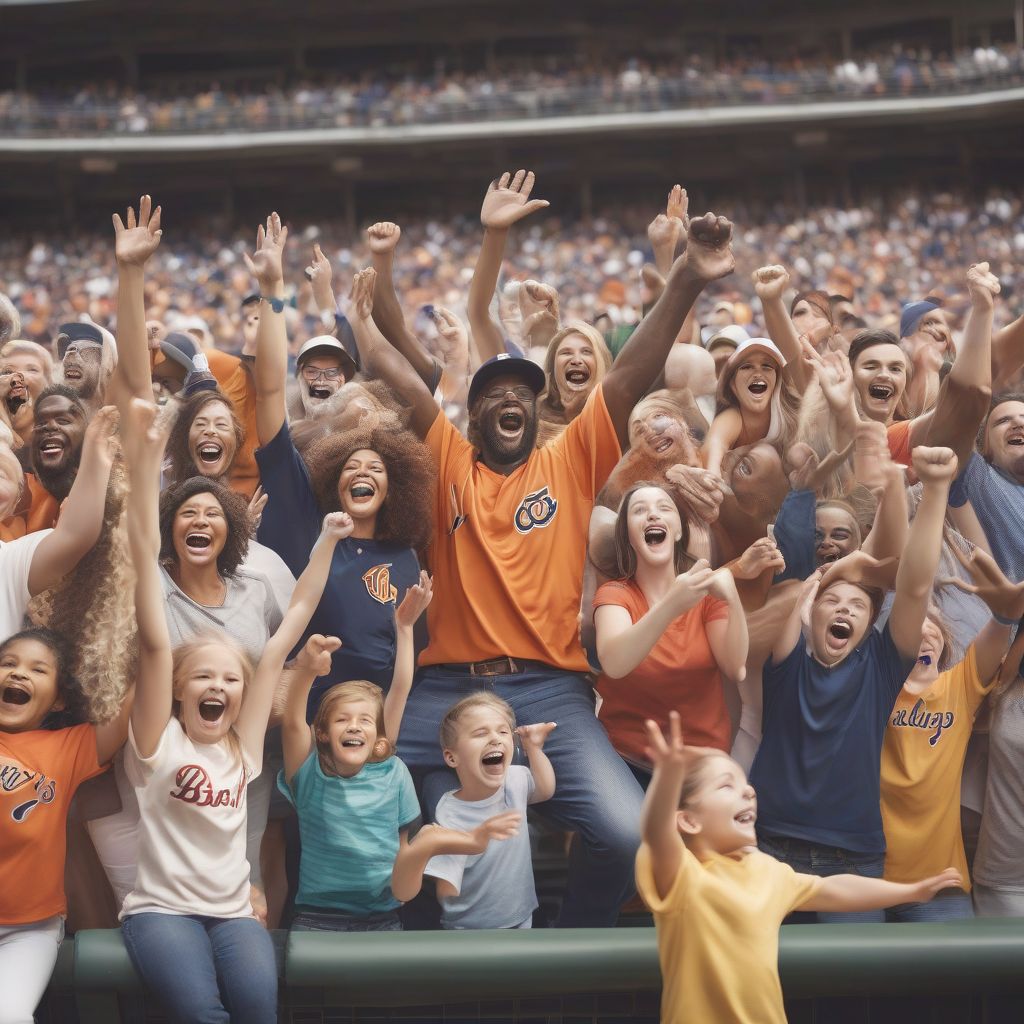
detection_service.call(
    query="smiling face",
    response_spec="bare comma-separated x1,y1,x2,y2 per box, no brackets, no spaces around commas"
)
31,394,86,484
188,399,237,479
61,341,103,399
625,486,683,571
730,354,778,414
0,637,62,733
338,448,388,529
317,697,381,777
443,704,516,799
679,754,757,854
171,491,228,573
809,580,874,667
814,505,859,567
2,351,49,402
852,343,908,424
553,333,598,400
471,373,539,466
984,399,1024,483
628,406,690,461
299,353,347,408
173,643,246,744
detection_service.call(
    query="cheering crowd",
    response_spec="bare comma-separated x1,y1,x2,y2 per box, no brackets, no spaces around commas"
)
2,42,1022,137
1,171,1024,1024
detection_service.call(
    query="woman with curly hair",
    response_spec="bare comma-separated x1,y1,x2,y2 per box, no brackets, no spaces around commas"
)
164,389,248,494
248,212,433,721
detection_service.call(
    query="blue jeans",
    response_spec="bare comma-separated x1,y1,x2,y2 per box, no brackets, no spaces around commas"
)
398,665,644,927
292,908,402,932
758,834,886,923
121,913,277,1023
886,888,975,922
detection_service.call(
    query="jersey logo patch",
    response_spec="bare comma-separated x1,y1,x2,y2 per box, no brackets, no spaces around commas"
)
514,486,558,534
1,758,57,822
363,563,398,604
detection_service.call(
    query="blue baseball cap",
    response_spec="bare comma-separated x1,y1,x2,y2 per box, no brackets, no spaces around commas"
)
467,353,546,409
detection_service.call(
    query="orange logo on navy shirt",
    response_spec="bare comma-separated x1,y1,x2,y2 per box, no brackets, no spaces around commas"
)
514,486,558,534
363,563,398,604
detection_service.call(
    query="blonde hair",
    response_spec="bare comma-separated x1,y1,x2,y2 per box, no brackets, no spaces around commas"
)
312,680,392,776
1,339,54,381
440,692,516,752
540,321,612,418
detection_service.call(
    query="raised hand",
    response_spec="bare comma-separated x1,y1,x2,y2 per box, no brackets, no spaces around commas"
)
470,810,523,848
348,268,376,322
966,261,1000,311
122,396,168,469
908,867,963,904
294,634,343,677
786,439,855,493
519,280,560,329
243,212,288,291
818,549,898,595
480,170,549,230
647,214,681,253
679,213,734,284
667,559,716,613
733,537,786,580
665,463,725,523
515,721,557,751
321,511,354,541
852,419,895,493
752,264,790,302
431,307,469,362
911,445,958,486
802,340,854,411
113,194,163,268
396,570,433,628
367,221,402,255
643,710,687,775
665,184,689,231
942,544,1024,624
247,485,268,536
797,568,824,630
305,243,333,308
82,404,120,470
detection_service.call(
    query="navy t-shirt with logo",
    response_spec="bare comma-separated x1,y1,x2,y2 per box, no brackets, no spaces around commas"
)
256,423,421,719
749,623,914,854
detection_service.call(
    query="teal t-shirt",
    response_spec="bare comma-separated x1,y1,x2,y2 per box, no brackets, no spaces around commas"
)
278,752,421,914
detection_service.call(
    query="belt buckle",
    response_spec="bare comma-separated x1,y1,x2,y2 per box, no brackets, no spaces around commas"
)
470,657,516,677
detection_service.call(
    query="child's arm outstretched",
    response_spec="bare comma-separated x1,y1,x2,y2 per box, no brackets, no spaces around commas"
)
281,633,342,785
798,867,962,913
516,722,557,804
640,711,691,900
383,571,433,745
123,398,175,759
235,512,351,762
702,407,742,479
390,811,522,904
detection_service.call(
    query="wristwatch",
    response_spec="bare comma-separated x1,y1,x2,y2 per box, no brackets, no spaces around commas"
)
260,295,285,314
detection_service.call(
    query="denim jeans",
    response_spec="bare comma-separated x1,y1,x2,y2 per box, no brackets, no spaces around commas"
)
121,913,277,1024
398,665,644,927
885,888,974,922
292,908,402,932
758,834,886,923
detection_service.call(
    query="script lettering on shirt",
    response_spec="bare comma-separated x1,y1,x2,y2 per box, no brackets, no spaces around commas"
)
514,485,558,534
890,699,955,746
1,760,57,822
169,763,247,809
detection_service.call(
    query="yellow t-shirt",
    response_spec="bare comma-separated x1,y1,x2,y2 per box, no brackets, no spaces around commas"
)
636,843,821,1024
420,385,621,671
881,645,993,887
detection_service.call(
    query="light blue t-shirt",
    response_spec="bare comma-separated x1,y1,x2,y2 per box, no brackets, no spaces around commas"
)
425,765,538,930
278,752,420,914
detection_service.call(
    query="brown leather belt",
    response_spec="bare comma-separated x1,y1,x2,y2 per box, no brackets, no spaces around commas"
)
438,657,548,677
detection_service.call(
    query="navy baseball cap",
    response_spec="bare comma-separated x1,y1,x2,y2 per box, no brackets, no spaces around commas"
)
159,332,218,396
56,322,103,359
468,353,546,409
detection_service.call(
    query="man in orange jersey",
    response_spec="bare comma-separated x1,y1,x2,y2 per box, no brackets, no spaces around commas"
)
348,206,735,926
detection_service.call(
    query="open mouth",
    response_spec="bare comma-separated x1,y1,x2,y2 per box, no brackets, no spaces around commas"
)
817,549,840,564
644,525,668,547
1,684,30,706
185,533,212,550
481,750,506,771
868,382,894,401
734,809,756,826
498,409,524,435
309,385,332,400
349,482,375,500
197,442,223,466
5,392,26,415
1008,433,1024,447
565,367,590,388
827,619,853,649
198,698,225,723
64,368,83,382
341,737,366,749
747,380,769,395
653,435,674,454
38,437,66,461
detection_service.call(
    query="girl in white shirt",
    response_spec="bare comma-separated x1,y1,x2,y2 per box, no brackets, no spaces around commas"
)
119,398,345,1024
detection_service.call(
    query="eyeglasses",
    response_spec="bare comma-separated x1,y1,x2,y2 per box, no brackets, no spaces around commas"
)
301,366,344,382
64,342,102,361
482,385,535,402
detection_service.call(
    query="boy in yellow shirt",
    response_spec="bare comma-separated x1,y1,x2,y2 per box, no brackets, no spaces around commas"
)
638,712,962,1024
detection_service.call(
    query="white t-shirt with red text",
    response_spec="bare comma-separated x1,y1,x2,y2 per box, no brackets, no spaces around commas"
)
120,718,257,920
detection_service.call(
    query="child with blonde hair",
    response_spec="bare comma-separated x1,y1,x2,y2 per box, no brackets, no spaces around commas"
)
639,711,962,1024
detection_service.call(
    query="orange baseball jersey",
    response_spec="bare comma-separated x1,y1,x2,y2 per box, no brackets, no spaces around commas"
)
206,351,260,500
1,724,105,924
421,385,621,671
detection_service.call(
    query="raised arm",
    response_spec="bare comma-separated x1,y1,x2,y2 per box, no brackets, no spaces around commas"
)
28,406,116,596
800,868,961,913
467,170,549,361
123,399,174,758
367,222,440,390
704,569,749,682
111,195,163,407
383,572,433,744
802,341,858,448
915,263,998,467
281,633,342,784
640,712,689,900
235,511,350,758
771,569,823,665
753,265,809,393
245,212,290,446
347,268,439,438
855,421,909,563
517,722,557,804
888,447,957,661
602,212,734,446
648,186,687,278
